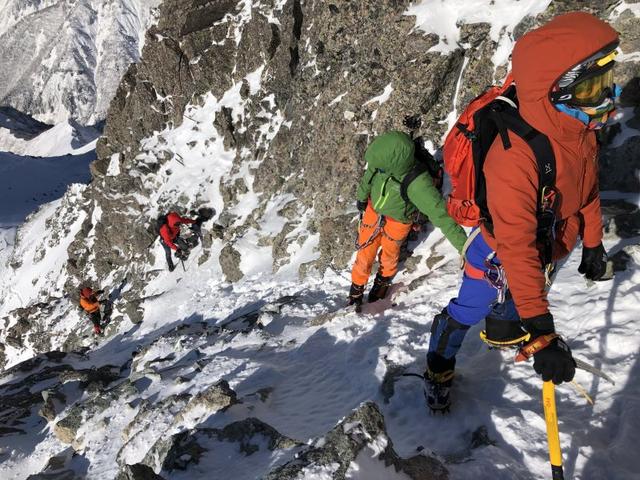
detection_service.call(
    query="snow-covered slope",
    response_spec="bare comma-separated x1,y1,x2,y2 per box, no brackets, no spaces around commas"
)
0,0,161,125
0,218,638,479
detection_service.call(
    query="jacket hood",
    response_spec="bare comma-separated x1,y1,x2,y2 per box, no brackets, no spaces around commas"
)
512,12,619,139
365,131,415,178
167,212,182,229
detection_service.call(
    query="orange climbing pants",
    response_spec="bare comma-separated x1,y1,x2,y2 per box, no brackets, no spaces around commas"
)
351,204,412,286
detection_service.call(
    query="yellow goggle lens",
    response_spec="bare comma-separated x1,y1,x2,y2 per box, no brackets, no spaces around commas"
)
573,68,614,102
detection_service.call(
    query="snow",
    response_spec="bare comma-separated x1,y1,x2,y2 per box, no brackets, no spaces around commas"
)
611,1,640,19
2,219,637,480
245,64,266,95
329,92,349,106
441,56,470,135
405,0,552,67
0,120,100,156
364,84,394,106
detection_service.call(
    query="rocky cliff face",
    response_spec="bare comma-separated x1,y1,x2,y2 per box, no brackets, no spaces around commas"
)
1,1,640,478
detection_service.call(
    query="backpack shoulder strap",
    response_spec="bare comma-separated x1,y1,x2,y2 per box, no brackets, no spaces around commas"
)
495,107,557,273
400,162,428,204
497,108,556,191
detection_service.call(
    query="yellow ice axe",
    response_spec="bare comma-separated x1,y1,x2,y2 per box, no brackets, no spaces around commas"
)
542,381,565,479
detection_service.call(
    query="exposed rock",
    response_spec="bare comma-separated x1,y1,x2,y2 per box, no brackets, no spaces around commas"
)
600,137,640,193
470,425,497,449
266,402,448,480
174,380,237,423
211,417,301,454
54,406,85,444
116,463,167,480
601,200,640,238
219,244,244,283
144,417,300,473
38,389,67,422
26,447,83,480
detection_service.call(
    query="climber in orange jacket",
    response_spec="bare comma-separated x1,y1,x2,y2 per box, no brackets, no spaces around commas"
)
79,287,105,335
426,12,618,411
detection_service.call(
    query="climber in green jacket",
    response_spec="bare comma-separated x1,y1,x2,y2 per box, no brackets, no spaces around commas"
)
349,131,467,307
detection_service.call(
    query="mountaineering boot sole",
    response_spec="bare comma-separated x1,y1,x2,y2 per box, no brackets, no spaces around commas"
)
424,384,452,414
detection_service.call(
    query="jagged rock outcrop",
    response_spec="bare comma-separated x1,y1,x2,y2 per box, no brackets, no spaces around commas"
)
266,402,448,480
140,416,301,475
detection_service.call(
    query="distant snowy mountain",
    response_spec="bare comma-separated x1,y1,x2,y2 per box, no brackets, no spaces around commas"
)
0,108,101,156
0,0,162,125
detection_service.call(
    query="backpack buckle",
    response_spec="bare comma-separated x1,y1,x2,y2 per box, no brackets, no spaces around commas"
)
540,186,556,210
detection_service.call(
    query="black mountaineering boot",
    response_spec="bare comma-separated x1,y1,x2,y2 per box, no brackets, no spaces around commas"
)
424,353,456,413
368,273,392,303
348,283,365,310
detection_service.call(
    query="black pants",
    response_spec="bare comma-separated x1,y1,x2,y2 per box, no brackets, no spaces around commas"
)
88,311,102,328
160,240,175,270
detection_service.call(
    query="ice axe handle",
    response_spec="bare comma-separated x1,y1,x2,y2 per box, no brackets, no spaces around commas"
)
543,381,564,480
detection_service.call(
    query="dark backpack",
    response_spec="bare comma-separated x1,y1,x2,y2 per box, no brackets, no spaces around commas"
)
399,136,444,204
155,214,168,235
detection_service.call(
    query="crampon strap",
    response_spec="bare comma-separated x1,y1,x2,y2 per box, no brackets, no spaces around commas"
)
515,333,559,362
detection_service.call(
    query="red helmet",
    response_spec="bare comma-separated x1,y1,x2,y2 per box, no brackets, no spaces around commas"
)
80,287,94,298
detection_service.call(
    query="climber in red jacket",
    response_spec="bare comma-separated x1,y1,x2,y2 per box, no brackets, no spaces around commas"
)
159,211,201,271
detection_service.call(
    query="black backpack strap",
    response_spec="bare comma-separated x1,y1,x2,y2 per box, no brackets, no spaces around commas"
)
400,163,428,204
497,108,557,275
499,110,556,190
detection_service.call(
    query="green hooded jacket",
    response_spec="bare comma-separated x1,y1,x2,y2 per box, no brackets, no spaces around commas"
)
356,131,467,253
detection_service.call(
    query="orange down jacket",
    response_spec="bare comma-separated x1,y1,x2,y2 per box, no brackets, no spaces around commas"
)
80,296,100,314
480,12,618,318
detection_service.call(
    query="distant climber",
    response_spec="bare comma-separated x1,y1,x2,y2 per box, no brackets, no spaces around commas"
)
348,131,467,309
157,207,217,271
79,287,105,335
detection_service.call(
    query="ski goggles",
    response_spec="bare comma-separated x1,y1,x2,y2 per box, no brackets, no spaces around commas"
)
552,62,616,107
551,42,619,107
572,65,615,106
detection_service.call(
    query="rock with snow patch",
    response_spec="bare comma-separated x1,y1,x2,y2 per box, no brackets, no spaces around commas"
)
174,380,237,424
265,402,448,480
38,389,67,422
116,463,167,480
219,244,244,283
143,417,300,474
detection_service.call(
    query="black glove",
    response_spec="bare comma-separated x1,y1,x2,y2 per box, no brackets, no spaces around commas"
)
356,200,368,213
523,313,576,385
578,243,608,280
